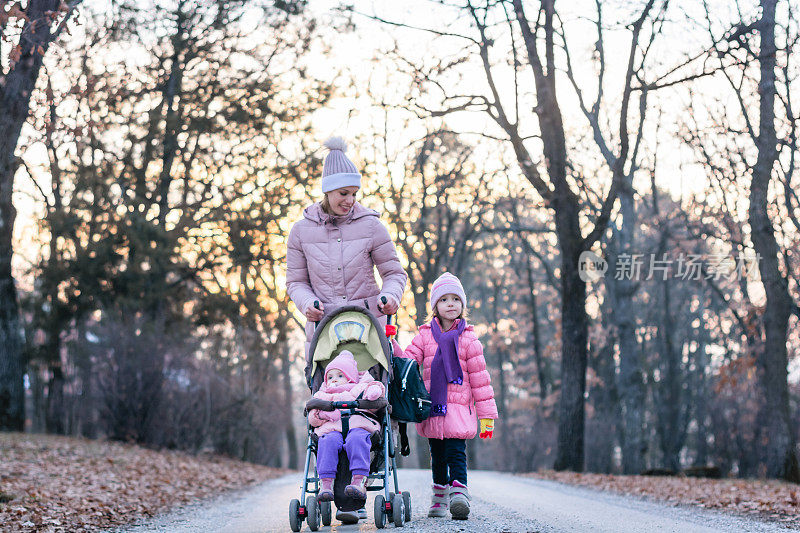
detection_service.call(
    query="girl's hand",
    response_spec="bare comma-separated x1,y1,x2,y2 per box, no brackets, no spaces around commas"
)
479,419,494,439
377,295,398,315
305,301,324,321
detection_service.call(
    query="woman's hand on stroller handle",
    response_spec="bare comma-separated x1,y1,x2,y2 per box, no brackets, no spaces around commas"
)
378,295,399,315
305,300,324,321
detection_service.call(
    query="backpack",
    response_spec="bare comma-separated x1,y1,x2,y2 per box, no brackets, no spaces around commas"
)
389,357,431,456
390,356,431,422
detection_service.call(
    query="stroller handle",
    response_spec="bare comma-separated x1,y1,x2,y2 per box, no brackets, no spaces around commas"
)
312,300,320,329
305,396,389,413
380,296,398,339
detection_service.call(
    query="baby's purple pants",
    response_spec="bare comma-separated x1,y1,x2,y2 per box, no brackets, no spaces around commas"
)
317,428,372,478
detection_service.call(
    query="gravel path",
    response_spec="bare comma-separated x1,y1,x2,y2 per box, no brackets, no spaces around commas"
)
116,469,794,532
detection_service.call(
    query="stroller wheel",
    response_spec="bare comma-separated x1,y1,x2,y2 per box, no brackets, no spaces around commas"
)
402,491,411,522
306,495,320,531
374,494,387,529
320,500,332,526
289,499,301,532
392,492,405,527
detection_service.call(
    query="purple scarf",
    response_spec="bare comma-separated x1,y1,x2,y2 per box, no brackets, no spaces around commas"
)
429,318,466,416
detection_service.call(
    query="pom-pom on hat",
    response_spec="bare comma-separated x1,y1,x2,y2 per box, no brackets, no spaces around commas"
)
429,272,467,311
324,350,359,385
321,137,361,193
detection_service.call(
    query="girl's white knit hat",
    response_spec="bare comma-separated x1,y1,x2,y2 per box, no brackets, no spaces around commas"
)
429,272,467,311
321,137,361,193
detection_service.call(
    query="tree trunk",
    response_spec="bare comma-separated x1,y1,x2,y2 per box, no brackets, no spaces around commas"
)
693,331,709,467
749,0,800,482
43,78,67,436
29,368,45,432
489,280,507,467
45,362,66,434
510,0,605,472
0,0,61,430
613,187,646,475
586,333,617,474
280,345,298,469
553,214,588,472
657,280,683,472
525,255,548,400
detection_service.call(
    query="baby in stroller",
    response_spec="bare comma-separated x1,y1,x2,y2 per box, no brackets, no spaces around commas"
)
308,350,385,501
289,305,411,531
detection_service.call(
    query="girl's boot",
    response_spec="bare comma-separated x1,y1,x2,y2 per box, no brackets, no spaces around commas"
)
344,474,368,500
449,480,470,520
428,483,449,517
318,478,334,502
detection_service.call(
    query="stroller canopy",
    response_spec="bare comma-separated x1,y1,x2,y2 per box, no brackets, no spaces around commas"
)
308,307,391,387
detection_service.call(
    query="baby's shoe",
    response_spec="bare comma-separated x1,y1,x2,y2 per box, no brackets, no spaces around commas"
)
344,474,368,500
428,483,449,517
318,477,334,502
449,480,470,520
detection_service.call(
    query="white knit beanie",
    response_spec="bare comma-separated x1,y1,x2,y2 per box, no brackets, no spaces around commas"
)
429,272,467,311
321,137,361,193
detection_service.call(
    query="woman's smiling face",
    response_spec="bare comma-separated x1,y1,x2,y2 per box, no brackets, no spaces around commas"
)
326,186,359,216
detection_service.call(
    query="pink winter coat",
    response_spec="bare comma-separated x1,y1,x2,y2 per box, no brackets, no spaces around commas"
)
308,372,385,437
401,320,498,440
286,202,408,350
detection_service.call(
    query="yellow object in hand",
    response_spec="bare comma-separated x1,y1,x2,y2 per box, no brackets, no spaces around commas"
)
479,419,494,439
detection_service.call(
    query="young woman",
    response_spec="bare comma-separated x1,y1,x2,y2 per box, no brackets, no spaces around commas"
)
285,137,407,523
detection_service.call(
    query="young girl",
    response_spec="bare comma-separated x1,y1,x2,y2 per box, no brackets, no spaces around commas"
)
307,351,384,502
401,272,498,520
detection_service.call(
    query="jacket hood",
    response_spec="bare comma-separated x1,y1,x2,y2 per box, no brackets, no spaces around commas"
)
325,350,359,385
302,201,378,225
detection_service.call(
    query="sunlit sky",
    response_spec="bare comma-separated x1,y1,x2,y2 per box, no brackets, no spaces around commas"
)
306,0,743,199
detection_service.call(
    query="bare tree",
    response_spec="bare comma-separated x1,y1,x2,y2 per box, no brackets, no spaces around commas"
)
0,0,81,430
365,123,496,466
20,0,327,454
366,0,674,470
744,0,799,481
366,126,495,325
681,0,800,481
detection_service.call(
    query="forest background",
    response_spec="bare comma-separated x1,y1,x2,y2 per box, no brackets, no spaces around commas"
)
1,0,799,483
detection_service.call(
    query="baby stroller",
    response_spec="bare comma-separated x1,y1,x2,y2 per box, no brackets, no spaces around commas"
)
288,300,412,531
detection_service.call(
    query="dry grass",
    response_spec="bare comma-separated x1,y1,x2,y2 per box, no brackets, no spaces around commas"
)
526,470,800,527
0,432,285,532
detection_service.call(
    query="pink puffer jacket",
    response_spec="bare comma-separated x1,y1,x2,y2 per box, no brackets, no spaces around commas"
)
308,372,385,436
401,320,498,440
286,202,407,348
